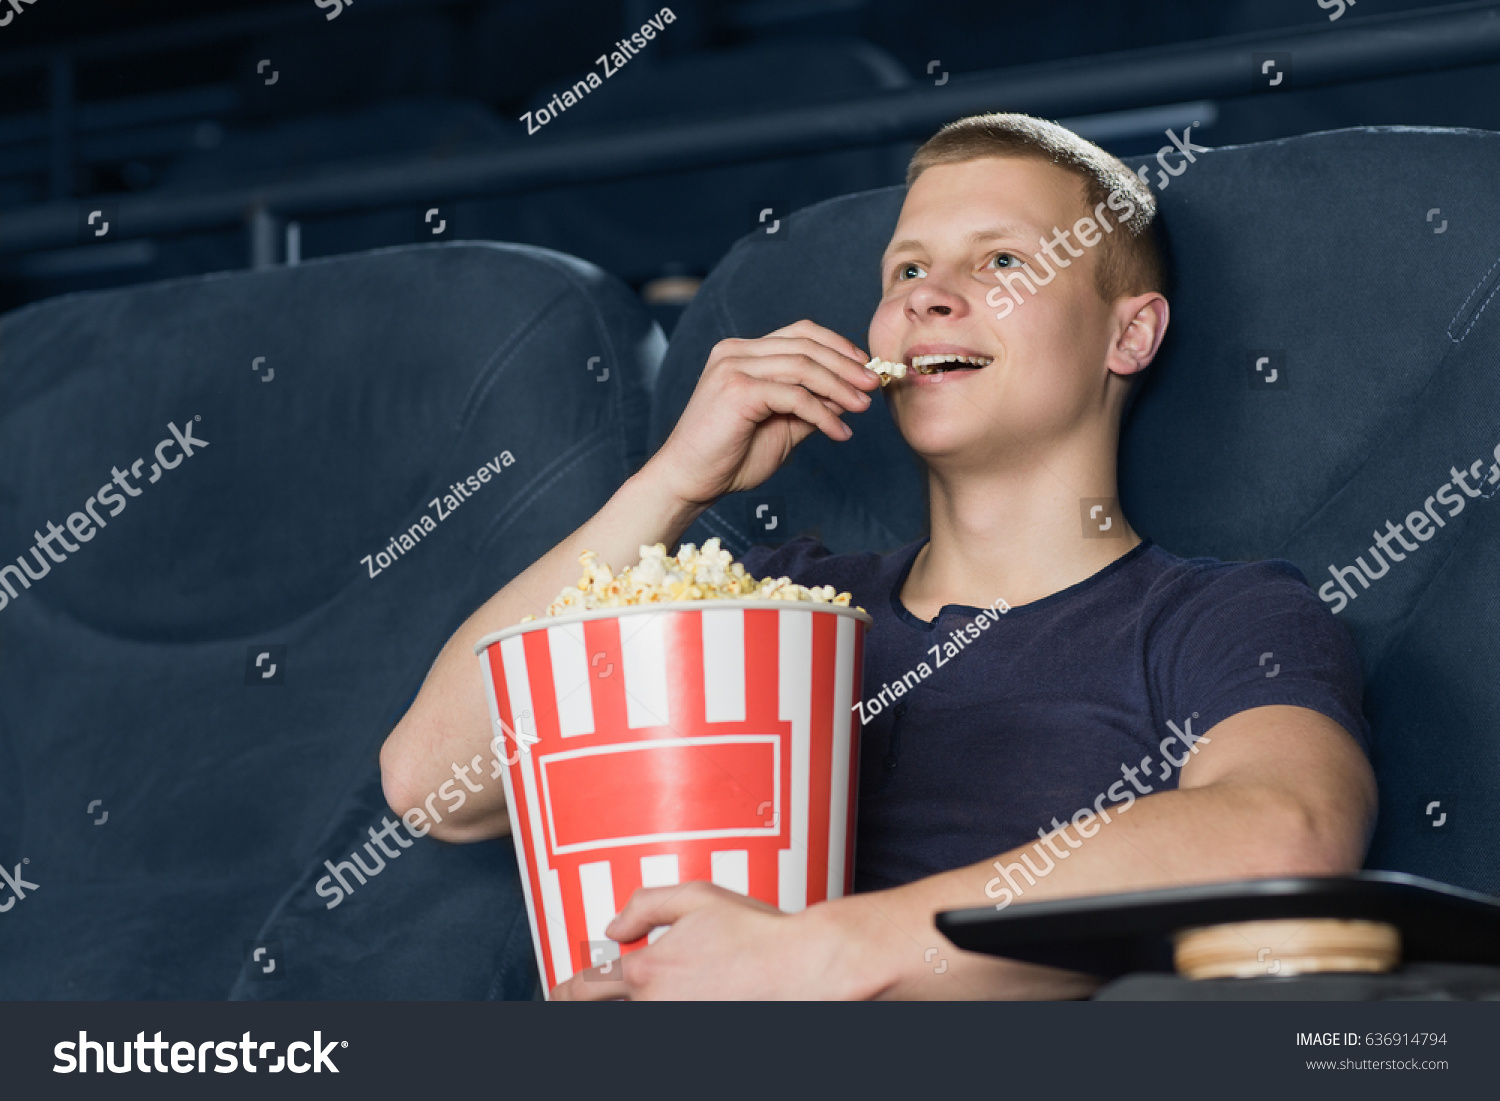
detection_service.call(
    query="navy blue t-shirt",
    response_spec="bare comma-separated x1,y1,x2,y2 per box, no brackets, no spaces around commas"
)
740,536,1371,893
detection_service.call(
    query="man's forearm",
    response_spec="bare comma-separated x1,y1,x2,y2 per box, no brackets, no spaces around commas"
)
815,777,1359,1000
379,467,707,841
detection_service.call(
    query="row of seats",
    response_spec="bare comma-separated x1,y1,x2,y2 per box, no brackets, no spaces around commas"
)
0,126,1496,1000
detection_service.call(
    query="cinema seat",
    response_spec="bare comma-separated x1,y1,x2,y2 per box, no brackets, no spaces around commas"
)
648,126,1500,985
0,241,662,999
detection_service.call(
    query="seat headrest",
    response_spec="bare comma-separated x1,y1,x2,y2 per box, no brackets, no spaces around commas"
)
0,242,661,641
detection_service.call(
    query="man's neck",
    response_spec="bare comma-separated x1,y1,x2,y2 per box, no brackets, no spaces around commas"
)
900,456,1141,621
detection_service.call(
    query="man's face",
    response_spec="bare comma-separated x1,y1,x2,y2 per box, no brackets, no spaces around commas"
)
869,156,1124,467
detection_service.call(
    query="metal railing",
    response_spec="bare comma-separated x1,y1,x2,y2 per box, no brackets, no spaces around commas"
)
0,0,465,199
3,0,1500,257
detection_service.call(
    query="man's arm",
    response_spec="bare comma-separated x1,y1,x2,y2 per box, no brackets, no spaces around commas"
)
377,473,708,841
555,704,1376,999
838,703,1377,999
379,321,877,841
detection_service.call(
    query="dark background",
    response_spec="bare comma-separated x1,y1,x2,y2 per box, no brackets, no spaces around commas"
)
1,0,1497,326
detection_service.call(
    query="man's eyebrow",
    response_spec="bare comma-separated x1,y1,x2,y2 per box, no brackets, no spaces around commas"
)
882,224,1037,260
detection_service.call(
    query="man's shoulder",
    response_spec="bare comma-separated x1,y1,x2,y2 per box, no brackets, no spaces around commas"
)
1135,543,1319,614
1130,542,1360,680
1131,545,1370,752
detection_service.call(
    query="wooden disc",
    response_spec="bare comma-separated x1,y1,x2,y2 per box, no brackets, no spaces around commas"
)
1173,918,1401,980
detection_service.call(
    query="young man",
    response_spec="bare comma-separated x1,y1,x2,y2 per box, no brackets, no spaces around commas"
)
380,113,1376,999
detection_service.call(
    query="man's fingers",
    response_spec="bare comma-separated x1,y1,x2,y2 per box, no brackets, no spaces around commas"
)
767,319,869,366
551,966,629,1001
604,883,712,942
751,379,852,442
748,336,879,393
737,352,873,413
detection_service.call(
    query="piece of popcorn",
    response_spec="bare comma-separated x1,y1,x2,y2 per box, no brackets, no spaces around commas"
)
865,357,907,387
526,537,862,620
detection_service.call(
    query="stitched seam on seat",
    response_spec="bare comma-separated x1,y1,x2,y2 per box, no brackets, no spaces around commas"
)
1449,281,1500,344
477,430,618,550
1447,251,1500,327
1268,264,1498,564
455,288,573,434
696,504,749,552
465,246,641,476
1446,251,1500,343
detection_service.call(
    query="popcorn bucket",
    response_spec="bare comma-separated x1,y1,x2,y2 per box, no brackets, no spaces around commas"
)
474,600,872,995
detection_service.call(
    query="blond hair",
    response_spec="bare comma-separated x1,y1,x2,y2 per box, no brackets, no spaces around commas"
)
907,113,1165,302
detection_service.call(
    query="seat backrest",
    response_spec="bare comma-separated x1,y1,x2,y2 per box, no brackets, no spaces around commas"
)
648,126,1500,896
0,241,662,997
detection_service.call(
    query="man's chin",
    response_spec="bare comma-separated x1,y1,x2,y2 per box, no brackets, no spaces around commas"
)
896,427,998,466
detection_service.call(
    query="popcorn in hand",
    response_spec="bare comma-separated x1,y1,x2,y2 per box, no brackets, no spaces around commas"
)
865,357,907,387
521,537,858,621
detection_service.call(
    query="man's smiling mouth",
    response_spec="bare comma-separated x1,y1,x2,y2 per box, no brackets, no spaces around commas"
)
909,353,994,375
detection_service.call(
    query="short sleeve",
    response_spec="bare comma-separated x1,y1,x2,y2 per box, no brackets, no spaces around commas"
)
739,534,834,584
1148,559,1372,754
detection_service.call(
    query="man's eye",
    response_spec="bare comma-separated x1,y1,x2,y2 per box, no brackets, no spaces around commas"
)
896,262,925,281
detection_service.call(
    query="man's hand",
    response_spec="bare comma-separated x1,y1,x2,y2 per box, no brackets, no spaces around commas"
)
650,320,877,508
548,879,1088,1002
550,882,867,1001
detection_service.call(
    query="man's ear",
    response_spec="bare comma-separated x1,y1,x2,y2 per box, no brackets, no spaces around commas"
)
1107,293,1169,379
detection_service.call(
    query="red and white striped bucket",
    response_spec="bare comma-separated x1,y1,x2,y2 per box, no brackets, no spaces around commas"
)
475,600,871,995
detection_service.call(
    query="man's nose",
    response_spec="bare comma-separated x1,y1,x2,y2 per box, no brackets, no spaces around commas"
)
908,275,966,318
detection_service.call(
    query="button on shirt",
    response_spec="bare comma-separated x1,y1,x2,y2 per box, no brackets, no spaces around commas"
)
739,535,1371,894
